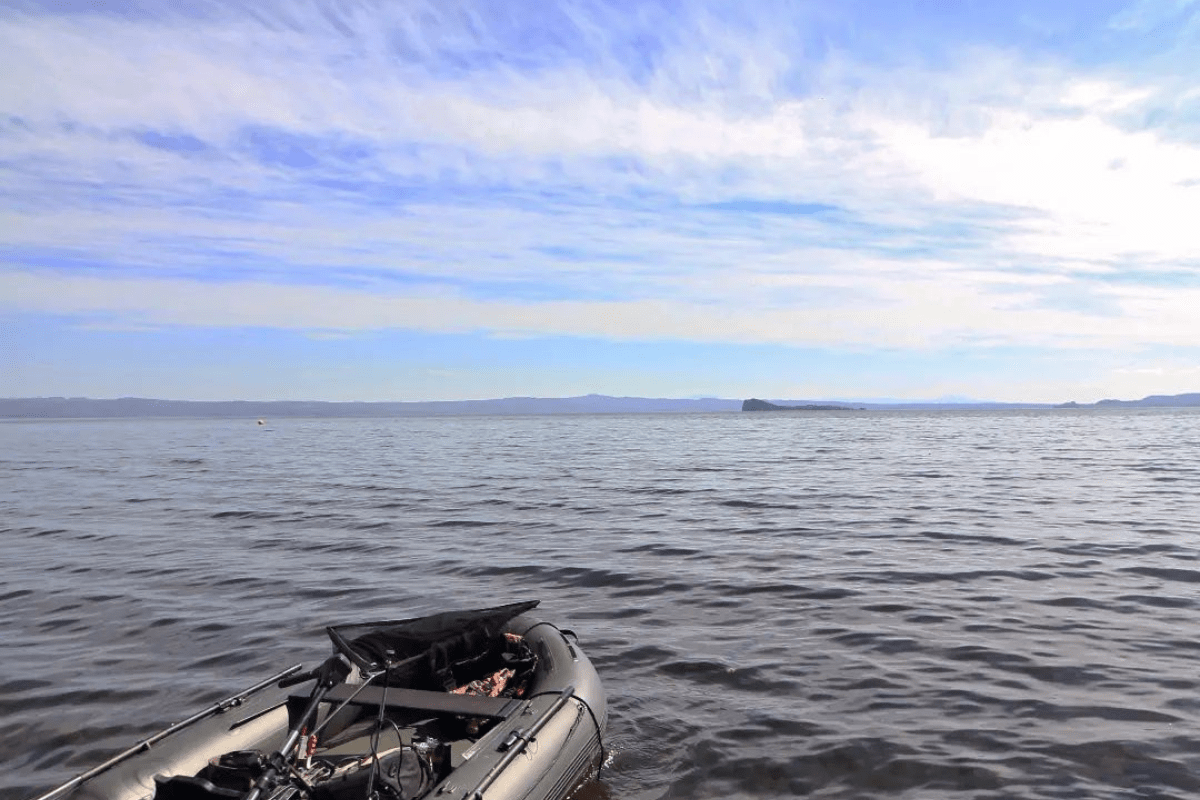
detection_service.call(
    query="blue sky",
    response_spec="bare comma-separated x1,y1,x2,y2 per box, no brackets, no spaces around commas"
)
4,0,1200,403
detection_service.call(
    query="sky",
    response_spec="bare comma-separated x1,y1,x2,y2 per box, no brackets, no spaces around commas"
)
3,0,1200,403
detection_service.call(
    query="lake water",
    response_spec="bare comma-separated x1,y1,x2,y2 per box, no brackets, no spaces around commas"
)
4,410,1200,800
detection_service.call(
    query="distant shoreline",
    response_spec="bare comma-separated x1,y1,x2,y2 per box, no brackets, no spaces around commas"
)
2,393,1198,419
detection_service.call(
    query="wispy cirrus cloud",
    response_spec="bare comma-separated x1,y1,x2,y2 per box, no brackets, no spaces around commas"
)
3,0,1200,400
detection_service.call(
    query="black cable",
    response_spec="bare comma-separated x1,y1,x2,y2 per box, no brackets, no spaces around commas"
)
522,690,608,779
384,720,416,800
516,621,608,777
569,694,608,777
364,672,390,799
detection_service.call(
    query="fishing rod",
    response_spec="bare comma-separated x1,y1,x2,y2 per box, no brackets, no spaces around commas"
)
31,663,304,800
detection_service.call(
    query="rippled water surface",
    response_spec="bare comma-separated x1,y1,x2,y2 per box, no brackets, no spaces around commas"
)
4,410,1200,800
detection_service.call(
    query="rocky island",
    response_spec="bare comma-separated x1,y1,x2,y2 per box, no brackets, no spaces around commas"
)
742,398,860,412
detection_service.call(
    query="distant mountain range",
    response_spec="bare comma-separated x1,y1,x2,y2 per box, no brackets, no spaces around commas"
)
1055,393,1200,409
0,395,739,419
2,392,1199,419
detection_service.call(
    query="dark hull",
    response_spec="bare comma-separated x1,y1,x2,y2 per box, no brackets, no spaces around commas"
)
60,612,605,800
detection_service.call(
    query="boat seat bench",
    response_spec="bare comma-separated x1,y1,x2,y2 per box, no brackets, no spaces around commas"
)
291,685,523,720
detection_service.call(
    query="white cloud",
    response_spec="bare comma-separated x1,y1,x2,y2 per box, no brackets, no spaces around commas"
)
1109,0,1200,31
5,266,1198,355
872,96,1200,264
2,1,1200,365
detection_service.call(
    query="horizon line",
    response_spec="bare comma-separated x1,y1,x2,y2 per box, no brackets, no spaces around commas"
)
4,392,1199,407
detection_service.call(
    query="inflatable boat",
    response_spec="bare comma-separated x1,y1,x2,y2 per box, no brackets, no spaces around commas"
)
35,602,606,800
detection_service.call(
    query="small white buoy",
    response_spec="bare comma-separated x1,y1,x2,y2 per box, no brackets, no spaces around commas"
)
257,419,266,426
